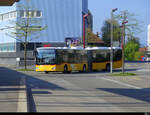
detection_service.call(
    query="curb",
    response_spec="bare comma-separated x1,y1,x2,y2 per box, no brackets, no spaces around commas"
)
17,76,28,112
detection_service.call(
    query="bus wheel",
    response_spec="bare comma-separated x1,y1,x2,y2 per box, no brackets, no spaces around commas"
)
106,64,110,72
83,65,86,73
45,71,49,74
63,65,68,73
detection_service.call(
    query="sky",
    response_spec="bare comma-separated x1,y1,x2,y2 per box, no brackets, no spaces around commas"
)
88,0,150,47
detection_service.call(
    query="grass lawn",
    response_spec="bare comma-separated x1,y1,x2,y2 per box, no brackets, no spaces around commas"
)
110,72,136,76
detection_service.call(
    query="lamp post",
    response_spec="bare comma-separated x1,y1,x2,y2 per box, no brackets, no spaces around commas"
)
110,8,118,73
83,14,88,49
121,21,128,73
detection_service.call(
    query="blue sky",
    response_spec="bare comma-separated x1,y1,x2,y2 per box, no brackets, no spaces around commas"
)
88,0,150,47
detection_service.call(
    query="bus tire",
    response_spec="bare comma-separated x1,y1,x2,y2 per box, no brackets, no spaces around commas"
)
82,65,87,73
106,64,110,72
63,65,68,73
45,71,49,74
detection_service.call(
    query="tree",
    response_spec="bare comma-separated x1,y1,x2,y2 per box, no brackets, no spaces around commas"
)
125,36,143,61
115,10,142,43
101,19,121,47
6,0,47,70
124,37,142,61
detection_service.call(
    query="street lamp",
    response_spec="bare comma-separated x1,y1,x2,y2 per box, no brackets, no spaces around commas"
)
121,21,128,73
110,8,118,73
83,13,88,49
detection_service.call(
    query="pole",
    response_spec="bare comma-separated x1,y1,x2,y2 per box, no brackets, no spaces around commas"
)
110,8,118,73
122,23,125,73
122,21,128,73
110,11,113,73
83,16,85,49
83,14,88,49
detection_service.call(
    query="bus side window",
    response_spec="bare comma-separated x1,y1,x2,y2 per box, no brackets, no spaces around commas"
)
106,51,110,61
56,50,62,64
75,50,80,64
68,52,74,63
113,50,122,61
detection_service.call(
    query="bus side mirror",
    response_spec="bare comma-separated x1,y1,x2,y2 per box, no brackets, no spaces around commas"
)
33,51,37,57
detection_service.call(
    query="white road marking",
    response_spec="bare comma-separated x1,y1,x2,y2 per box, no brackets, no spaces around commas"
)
99,77,142,89
137,69,150,72
17,76,28,112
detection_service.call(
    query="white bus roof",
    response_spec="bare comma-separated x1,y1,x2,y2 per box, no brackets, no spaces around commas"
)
86,47,122,50
37,46,84,50
37,47,122,50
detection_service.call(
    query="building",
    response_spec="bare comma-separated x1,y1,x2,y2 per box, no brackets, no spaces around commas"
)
0,0,88,66
87,29,104,47
146,24,150,61
148,24,150,50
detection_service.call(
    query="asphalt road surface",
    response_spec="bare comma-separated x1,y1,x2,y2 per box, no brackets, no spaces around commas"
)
1,62,150,112
21,62,150,112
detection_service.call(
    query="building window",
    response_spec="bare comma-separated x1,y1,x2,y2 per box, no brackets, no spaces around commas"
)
36,11,42,17
0,15,3,21
9,11,17,18
19,10,42,18
0,43,16,52
3,13,9,20
0,11,17,21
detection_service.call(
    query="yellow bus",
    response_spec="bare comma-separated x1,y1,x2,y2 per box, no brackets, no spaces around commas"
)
87,47,122,72
35,47,122,73
35,47,88,73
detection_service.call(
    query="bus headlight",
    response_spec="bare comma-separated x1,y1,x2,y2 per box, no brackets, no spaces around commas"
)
52,67,56,70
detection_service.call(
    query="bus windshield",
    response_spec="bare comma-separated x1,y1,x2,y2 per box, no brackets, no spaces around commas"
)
36,49,56,65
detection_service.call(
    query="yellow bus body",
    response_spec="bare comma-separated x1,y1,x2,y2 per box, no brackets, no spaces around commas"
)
36,63,88,72
36,60,121,72
92,60,122,71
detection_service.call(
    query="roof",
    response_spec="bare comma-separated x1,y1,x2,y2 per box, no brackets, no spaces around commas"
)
87,29,104,44
139,48,147,52
0,0,19,6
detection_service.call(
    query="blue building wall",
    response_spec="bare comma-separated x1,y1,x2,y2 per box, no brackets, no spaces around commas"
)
0,5,17,52
0,0,88,52
17,0,88,43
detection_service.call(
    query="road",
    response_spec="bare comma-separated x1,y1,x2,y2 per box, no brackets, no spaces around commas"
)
23,62,150,112
0,62,150,112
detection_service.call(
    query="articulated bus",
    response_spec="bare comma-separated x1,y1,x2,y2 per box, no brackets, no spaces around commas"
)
35,47,122,73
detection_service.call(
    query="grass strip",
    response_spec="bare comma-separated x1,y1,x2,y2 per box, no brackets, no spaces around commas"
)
110,72,136,76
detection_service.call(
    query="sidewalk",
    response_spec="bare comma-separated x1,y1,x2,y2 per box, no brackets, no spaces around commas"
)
0,67,28,112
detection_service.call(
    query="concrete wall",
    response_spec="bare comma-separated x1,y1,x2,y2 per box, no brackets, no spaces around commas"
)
0,51,35,66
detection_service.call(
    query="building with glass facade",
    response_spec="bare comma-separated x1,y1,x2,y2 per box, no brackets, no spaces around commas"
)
0,0,88,65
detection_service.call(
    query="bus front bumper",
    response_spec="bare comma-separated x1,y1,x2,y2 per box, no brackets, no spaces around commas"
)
36,65,57,72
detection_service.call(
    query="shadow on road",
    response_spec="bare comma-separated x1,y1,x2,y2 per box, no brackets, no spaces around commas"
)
0,67,66,91
97,88,150,103
0,67,67,112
